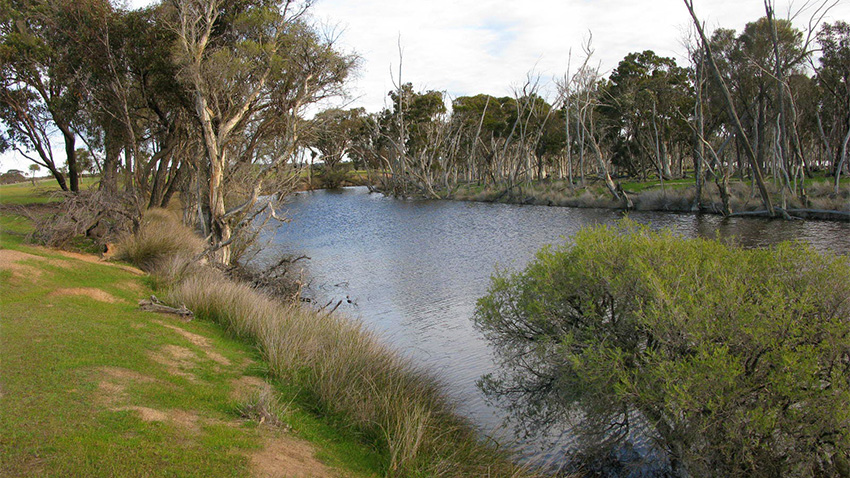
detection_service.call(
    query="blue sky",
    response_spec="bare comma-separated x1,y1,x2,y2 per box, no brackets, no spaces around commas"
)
3,0,848,172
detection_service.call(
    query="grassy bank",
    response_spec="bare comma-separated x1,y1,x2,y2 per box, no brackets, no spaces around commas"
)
0,183,384,477
1,181,532,477
450,175,850,220
121,209,531,477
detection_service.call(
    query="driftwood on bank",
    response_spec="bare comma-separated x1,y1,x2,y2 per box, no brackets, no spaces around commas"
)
139,295,194,321
730,208,850,221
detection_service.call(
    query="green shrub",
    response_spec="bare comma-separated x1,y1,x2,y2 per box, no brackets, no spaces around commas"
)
475,221,850,477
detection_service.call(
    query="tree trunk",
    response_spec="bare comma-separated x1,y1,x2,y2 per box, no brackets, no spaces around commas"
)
836,121,850,194
58,123,79,192
100,135,120,194
685,0,776,217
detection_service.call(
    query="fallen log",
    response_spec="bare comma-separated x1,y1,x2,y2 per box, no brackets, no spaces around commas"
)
730,208,850,222
139,295,194,321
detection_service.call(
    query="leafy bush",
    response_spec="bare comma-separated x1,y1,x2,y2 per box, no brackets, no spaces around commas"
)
475,221,850,477
317,165,350,189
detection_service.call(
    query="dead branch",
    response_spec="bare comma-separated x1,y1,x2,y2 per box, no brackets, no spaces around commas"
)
139,295,194,321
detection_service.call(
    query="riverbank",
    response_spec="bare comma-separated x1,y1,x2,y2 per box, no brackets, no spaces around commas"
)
0,184,385,477
447,176,850,222
0,181,534,477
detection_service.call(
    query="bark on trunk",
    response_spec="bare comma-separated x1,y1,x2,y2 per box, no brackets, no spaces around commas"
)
58,124,79,193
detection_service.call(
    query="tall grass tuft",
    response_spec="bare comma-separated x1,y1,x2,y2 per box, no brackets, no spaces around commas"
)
114,208,205,272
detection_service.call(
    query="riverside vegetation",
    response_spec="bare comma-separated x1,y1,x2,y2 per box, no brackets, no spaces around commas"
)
0,180,532,477
119,209,531,477
474,221,850,477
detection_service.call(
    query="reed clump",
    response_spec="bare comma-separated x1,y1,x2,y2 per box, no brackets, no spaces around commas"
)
114,208,205,272
116,210,532,477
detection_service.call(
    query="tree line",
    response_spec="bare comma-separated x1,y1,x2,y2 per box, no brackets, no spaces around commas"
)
1,0,355,264
316,2,848,218
2,0,848,266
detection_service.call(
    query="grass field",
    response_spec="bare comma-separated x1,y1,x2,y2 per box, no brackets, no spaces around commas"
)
0,181,383,478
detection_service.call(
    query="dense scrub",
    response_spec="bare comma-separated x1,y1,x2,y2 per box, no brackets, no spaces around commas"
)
475,221,850,477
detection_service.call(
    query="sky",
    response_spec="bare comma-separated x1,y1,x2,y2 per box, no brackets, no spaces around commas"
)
308,0,849,110
2,0,848,173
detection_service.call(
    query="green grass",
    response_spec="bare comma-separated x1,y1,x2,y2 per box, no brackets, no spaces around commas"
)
619,178,694,193
0,181,383,478
1,249,253,476
0,177,98,204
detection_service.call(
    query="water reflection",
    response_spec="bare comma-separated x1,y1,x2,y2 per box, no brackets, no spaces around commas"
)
267,187,849,471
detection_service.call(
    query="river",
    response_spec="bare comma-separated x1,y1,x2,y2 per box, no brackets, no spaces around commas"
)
266,186,850,473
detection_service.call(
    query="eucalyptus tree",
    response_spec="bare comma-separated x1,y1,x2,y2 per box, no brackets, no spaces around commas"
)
374,83,447,196
452,94,516,185
309,107,366,171
816,21,850,192
0,0,93,192
169,0,354,265
601,50,691,181
563,41,626,203
686,0,776,216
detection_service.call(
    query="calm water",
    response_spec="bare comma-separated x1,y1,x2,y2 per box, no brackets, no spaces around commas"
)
267,186,850,471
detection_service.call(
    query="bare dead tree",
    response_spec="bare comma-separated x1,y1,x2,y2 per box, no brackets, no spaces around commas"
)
684,0,778,217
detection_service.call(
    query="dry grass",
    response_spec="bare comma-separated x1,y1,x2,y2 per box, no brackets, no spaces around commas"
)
113,209,205,273
169,272,528,476
238,386,290,429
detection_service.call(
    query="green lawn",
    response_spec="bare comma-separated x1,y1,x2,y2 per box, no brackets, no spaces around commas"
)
0,181,382,477
0,177,99,205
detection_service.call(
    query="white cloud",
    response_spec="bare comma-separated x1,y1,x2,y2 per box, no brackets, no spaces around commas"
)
311,0,850,111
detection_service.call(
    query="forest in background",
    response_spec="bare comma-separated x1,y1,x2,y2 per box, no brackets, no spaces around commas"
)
2,0,849,265
329,2,850,220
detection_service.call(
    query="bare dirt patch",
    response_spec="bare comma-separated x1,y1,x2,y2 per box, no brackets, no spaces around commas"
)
95,367,157,406
116,406,169,422
0,249,44,279
154,320,232,366
155,320,211,347
99,366,156,382
49,287,123,304
114,406,202,434
38,247,144,275
251,434,340,478
204,350,231,366
94,367,205,434
149,345,199,381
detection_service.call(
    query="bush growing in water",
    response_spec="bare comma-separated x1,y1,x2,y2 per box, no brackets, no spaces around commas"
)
475,221,850,477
